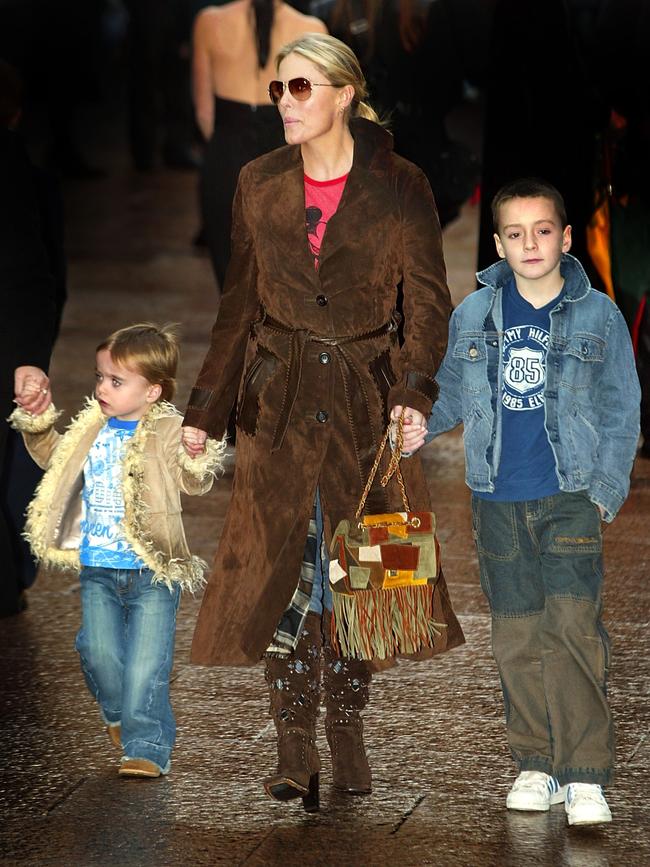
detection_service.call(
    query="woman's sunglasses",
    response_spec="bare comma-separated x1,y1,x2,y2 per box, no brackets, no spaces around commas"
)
268,77,336,105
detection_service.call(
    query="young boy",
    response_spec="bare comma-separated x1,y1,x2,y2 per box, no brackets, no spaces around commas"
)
408,178,640,825
11,324,225,778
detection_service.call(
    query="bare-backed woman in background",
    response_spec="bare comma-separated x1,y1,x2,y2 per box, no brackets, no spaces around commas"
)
193,0,327,288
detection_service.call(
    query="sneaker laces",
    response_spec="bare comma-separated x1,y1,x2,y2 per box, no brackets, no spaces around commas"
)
511,771,552,793
568,783,605,804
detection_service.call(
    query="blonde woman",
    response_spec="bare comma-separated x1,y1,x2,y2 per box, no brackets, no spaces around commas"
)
183,34,464,812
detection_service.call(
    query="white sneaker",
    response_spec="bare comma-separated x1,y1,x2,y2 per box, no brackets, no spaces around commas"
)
506,771,567,811
565,783,612,825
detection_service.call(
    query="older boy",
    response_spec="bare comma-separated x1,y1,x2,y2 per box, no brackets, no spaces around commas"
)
409,178,640,825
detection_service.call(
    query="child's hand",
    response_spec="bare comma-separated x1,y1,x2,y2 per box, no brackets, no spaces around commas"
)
14,366,52,415
181,426,207,458
390,405,427,454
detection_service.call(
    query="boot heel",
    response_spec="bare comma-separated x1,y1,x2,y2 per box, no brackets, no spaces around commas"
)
302,772,319,813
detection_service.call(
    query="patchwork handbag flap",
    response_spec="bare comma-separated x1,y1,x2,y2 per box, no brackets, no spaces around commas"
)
327,410,444,659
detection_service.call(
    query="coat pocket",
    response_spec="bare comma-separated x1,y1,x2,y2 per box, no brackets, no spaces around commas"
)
237,346,278,436
369,348,397,425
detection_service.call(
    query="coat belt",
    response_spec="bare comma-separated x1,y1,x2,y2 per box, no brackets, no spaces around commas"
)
260,314,397,482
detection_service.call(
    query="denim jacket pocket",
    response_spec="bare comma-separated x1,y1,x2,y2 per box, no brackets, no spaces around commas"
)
567,403,600,465
454,335,487,395
560,334,605,390
453,335,487,362
462,403,492,457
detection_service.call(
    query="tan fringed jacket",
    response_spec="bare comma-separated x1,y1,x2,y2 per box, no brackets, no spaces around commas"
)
10,399,226,592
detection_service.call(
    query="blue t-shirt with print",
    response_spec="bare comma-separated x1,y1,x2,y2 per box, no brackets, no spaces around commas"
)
79,417,145,569
478,277,562,501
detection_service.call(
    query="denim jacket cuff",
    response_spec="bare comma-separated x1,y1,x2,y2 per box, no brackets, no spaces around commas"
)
589,477,625,523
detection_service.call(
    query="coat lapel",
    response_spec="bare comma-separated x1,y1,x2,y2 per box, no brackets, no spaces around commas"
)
318,120,396,283
252,120,396,295
255,150,318,288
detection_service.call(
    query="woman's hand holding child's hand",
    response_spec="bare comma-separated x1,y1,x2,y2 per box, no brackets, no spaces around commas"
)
181,426,207,458
390,405,427,454
14,366,52,415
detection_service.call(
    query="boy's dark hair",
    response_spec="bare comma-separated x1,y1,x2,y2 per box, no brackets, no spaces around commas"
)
492,178,568,232
97,323,180,402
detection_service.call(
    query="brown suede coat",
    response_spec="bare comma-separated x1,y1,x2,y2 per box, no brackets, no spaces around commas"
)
184,118,464,666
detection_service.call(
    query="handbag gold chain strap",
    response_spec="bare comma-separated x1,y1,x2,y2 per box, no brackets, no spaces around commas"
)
355,409,417,526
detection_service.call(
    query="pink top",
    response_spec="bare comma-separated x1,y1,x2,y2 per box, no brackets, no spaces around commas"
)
304,173,349,269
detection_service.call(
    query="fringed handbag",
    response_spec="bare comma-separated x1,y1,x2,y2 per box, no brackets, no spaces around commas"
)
329,410,445,660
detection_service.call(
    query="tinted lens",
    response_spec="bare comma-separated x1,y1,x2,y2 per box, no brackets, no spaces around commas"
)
288,78,312,100
268,80,284,104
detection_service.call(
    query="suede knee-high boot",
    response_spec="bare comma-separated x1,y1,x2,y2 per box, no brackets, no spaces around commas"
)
263,611,322,812
323,639,372,795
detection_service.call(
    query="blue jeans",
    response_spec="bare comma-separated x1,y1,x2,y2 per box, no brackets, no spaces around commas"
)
472,491,613,785
75,566,181,773
308,488,332,615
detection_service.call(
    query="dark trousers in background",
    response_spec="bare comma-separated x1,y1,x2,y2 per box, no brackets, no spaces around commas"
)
0,404,42,616
125,0,194,171
200,98,284,288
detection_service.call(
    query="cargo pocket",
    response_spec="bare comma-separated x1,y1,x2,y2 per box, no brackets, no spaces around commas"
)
237,346,278,436
473,497,519,560
548,492,602,555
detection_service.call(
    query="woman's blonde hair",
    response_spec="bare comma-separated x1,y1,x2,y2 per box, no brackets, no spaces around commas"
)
275,33,379,123
97,323,180,402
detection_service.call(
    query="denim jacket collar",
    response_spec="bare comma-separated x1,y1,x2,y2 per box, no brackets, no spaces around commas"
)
476,253,591,304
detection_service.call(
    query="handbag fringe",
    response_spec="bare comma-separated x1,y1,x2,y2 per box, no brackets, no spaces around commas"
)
330,584,446,660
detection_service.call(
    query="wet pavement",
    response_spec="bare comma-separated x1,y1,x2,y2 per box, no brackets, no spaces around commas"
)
2,148,650,867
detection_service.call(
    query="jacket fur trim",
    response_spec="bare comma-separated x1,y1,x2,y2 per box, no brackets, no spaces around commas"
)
10,399,226,591
9,403,62,432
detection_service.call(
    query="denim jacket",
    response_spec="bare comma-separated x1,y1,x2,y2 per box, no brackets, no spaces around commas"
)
426,254,640,521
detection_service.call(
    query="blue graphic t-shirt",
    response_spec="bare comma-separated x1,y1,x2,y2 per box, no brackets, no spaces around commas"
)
479,277,563,502
79,417,145,569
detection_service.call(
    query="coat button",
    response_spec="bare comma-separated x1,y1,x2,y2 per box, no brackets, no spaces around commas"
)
316,294,328,306
319,352,331,364
469,346,478,358
316,410,329,423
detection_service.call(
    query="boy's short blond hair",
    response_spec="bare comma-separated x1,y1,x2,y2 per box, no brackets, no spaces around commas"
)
97,323,179,402
492,177,568,232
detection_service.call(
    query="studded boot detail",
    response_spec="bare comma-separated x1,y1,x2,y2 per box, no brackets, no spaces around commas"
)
263,611,322,812
322,643,372,794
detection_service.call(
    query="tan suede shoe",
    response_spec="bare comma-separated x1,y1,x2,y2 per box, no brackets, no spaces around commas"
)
106,724,121,750
118,758,161,778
